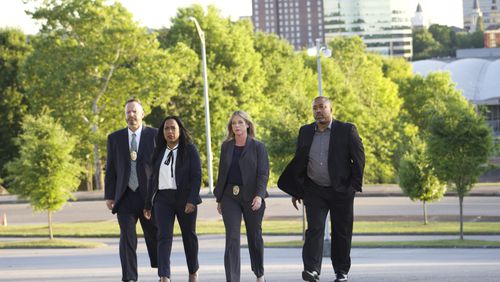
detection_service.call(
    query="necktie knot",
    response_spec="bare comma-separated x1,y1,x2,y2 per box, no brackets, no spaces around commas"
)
164,147,178,178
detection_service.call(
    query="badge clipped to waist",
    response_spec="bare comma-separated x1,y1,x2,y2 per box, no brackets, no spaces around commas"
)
130,150,137,161
232,185,240,196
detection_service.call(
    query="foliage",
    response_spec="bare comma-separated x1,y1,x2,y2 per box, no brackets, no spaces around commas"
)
326,37,403,182
5,111,82,239
427,87,494,239
158,5,268,185
0,28,31,185
398,133,446,223
412,24,484,60
21,0,174,189
253,32,316,183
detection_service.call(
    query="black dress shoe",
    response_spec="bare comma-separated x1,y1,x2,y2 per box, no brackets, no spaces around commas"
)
302,270,320,282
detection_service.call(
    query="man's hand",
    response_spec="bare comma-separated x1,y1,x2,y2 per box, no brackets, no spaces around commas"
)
105,200,114,210
143,209,151,220
292,197,302,210
217,202,222,215
185,203,196,214
251,196,263,211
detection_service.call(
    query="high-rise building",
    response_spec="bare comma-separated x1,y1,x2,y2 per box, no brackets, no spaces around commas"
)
251,0,412,58
323,0,413,58
251,0,324,50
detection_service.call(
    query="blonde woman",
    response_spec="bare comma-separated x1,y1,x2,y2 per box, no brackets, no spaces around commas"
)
214,110,269,282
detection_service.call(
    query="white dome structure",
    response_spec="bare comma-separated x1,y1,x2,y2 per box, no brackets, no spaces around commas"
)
412,58,500,105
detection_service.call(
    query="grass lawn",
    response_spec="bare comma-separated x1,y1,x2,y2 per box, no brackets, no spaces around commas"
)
0,239,104,249
0,220,499,237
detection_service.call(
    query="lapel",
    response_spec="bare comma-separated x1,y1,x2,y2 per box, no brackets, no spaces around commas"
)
328,120,339,163
240,136,253,159
119,129,131,165
303,123,315,148
224,140,235,169
136,127,146,162
175,145,184,182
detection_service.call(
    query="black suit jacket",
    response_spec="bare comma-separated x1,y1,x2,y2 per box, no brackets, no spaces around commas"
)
144,143,202,210
278,120,365,199
214,137,269,202
104,126,157,213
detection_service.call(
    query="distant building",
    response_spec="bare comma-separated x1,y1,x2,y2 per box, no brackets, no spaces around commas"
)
251,0,412,58
322,0,412,58
463,0,500,31
413,53,500,136
251,0,324,50
411,3,428,30
484,27,500,47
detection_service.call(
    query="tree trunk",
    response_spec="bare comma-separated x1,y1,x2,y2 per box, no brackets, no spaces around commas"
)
48,210,53,240
86,158,93,191
93,141,103,190
423,200,428,225
459,195,464,240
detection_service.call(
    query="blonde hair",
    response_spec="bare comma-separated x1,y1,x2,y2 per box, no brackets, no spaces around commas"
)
225,110,255,141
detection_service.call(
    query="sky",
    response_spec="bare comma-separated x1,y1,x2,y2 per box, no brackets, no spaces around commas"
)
0,0,463,35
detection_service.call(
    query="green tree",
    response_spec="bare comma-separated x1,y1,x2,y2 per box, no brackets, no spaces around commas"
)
325,37,403,183
412,28,443,60
398,130,446,224
6,111,82,239
158,5,267,185
0,28,31,186
427,90,494,239
22,0,173,190
253,32,317,182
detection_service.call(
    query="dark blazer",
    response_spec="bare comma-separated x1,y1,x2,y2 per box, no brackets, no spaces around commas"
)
278,120,365,199
145,143,202,210
214,137,269,202
104,126,158,213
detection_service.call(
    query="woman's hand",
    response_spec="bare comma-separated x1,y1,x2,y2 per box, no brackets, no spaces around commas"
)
251,196,262,211
185,203,196,214
143,209,152,220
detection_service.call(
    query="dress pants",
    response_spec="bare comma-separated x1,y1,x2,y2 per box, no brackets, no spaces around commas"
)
154,189,199,278
302,181,355,276
221,189,265,282
117,188,158,281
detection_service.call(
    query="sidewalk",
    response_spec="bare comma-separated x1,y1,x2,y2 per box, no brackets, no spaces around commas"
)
1,183,499,204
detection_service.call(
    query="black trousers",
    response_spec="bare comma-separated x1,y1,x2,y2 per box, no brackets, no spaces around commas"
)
117,188,158,281
220,189,265,282
153,189,199,278
302,181,355,276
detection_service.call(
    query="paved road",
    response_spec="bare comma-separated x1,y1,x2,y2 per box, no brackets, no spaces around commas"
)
1,235,499,282
1,195,499,224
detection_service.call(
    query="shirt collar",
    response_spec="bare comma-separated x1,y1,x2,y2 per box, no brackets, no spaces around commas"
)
314,120,333,132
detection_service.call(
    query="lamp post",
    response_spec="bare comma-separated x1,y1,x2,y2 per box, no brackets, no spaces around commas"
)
189,16,214,194
308,38,332,97
308,38,332,257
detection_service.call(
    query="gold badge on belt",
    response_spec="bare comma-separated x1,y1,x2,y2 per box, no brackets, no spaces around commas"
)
130,150,137,161
232,185,240,196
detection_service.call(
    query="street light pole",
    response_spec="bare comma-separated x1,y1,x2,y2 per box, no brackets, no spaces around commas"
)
316,38,323,97
189,17,214,194
309,38,332,257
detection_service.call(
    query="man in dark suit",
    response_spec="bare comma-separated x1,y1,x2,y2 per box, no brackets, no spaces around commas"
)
278,96,365,282
105,98,158,282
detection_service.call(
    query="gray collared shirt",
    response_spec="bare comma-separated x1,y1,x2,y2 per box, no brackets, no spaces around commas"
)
307,121,332,187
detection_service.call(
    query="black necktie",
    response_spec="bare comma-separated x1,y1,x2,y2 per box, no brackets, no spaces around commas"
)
164,147,177,178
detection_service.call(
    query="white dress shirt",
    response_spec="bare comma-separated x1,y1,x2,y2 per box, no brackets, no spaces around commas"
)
158,145,178,190
127,126,142,152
